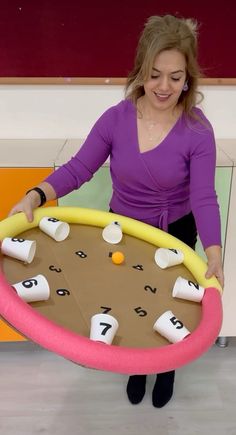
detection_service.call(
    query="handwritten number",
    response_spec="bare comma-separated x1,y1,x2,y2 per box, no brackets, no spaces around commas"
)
170,316,183,329
56,289,70,296
100,306,112,314
11,238,25,243
22,279,38,288
188,280,199,290
134,307,147,317
49,265,62,273
132,265,144,271
100,322,112,336
75,251,87,258
169,249,178,254
144,285,157,294
48,218,59,223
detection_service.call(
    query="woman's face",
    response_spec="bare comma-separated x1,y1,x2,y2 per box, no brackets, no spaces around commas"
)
143,49,187,112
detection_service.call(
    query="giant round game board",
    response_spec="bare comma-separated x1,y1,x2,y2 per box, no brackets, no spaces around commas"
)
0,207,223,374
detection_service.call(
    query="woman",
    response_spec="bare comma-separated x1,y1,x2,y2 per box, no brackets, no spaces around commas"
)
10,14,224,407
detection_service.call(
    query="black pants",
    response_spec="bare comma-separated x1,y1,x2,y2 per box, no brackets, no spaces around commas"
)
168,211,197,250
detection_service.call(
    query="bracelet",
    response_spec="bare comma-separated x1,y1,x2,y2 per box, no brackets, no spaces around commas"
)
26,187,47,207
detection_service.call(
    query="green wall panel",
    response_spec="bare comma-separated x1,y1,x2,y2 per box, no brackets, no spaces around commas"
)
58,166,112,211
196,167,232,260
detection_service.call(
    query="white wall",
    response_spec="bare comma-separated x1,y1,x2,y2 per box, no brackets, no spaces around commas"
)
199,86,236,138
0,85,235,139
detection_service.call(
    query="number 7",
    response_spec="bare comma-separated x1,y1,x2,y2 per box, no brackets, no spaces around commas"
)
100,322,112,336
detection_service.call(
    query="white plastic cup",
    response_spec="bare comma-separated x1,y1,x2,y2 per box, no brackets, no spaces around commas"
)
39,217,70,241
90,313,119,344
1,237,36,264
172,276,205,302
154,248,184,269
12,274,50,302
153,310,190,343
102,221,122,244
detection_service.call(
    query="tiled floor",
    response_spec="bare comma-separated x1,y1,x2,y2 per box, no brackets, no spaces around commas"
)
0,340,235,435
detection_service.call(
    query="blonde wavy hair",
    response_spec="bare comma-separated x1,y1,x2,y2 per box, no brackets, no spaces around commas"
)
125,15,203,116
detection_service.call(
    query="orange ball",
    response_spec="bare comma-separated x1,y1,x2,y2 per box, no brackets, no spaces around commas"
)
111,251,125,265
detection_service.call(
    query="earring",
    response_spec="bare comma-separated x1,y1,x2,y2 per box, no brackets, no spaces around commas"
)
183,82,188,91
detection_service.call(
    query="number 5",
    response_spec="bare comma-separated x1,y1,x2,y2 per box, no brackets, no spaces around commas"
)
170,316,183,329
134,307,147,317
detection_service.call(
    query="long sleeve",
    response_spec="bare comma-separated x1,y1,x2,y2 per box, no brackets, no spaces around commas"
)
189,129,221,249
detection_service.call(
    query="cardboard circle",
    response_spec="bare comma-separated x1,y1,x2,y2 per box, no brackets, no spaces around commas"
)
0,207,223,374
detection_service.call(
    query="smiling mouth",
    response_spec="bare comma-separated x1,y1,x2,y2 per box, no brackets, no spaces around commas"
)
154,92,171,99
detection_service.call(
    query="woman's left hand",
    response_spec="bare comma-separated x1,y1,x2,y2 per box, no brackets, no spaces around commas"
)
205,245,224,288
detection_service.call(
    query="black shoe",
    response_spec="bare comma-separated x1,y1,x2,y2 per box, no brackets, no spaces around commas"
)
126,375,147,404
152,371,175,408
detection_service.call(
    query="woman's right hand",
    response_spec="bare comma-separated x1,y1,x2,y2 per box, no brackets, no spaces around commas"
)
9,182,56,223
8,190,42,223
